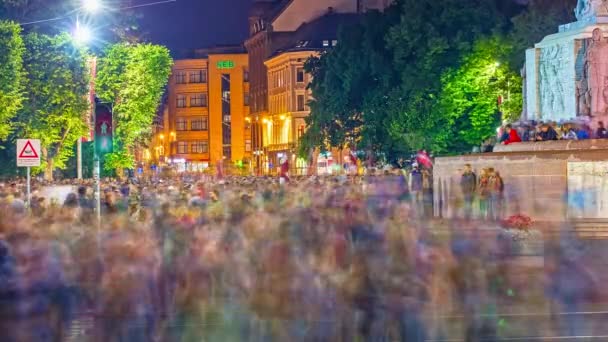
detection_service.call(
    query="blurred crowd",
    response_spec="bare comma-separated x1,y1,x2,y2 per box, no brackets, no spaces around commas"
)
0,174,602,341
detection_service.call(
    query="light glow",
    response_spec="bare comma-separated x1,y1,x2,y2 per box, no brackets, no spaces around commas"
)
82,0,102,13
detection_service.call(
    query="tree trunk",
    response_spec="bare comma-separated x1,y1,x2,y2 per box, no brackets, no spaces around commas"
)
42,147,53,181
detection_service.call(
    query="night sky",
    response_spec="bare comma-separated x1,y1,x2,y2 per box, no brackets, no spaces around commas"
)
138,0,252,53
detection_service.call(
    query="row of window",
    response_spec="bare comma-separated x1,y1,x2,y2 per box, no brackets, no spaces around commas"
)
175,69,249,84
175,70,207,84
175,140,253,154
177,141,209,154
177,94,207,108
176,93,249,108
269,94,308,114
176,117,208,131
270,67,307,89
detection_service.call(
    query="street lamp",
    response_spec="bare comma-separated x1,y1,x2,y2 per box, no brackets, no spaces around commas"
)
82,0,102,13
73,19,93,45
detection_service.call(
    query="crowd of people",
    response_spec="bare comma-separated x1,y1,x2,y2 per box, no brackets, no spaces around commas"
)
460,165,505,221
0,173,602,341
480,120,608,151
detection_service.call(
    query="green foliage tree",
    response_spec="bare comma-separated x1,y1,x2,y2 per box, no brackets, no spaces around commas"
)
0,20,25,141
15,32,90,179
433,36,522,153
508,0,576,68
300,6,401,157
96,43,172,171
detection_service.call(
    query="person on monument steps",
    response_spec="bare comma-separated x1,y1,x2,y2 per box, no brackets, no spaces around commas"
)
596,121,608,138
501,124,522,145
536,123,558,141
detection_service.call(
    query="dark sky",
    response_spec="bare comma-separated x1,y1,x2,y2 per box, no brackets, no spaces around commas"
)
138,0,252,52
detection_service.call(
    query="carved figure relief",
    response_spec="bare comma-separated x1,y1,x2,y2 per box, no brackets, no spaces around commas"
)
576,0,608,21
540,44,568,117
586,28,608,115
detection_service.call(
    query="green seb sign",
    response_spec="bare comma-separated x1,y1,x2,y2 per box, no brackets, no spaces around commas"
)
217,60,235,69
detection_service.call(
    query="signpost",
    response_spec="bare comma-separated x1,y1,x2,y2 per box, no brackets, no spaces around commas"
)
16,139,41,208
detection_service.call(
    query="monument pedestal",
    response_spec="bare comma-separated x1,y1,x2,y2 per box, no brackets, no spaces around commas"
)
433,140,608,238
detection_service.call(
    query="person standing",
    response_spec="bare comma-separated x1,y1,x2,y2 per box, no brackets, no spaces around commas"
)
410,164,424,216
596,121,608,138
279,157,290,185
477,169,490,220
460,164,477,219
488,169,504,221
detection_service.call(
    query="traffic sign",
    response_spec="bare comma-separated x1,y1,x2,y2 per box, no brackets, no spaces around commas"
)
17,139,41,167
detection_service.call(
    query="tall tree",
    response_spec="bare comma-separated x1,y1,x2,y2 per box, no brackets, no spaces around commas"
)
96,42,172,171
508,0,576,68
15,32,90,179
432,36,521,153
0,20,25,141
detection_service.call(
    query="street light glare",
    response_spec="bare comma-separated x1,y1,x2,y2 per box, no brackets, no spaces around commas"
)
82,0,102,13
73,23,93,45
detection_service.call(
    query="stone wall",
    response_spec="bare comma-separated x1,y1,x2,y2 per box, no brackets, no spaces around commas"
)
433,140,608,222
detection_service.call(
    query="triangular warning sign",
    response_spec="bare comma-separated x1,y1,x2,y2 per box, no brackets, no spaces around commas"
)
19,140,39,159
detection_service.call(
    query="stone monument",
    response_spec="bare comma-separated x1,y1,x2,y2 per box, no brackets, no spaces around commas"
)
526,0,608,123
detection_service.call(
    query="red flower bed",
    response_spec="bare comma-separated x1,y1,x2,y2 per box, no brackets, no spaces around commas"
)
501,214,533,231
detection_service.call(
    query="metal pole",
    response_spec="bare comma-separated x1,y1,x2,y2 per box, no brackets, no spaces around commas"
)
26,166,31,208
94,156,101,222
77,138,82,179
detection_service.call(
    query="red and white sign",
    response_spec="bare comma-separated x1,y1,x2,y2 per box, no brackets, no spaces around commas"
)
17,139,41,167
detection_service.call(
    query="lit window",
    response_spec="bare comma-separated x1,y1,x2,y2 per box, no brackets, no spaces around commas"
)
175,71,186,84
296,68,305,83
176,94,186,108
245,139,252,152
332,40,338,46
323,40,330,47
191,141,208,154
176,118,187,131
297,94,305,111
190,93,207,107
177,141,188,154
191,117,208,131
189,70,207,83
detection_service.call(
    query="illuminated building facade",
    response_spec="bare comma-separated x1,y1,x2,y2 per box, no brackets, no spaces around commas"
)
159,48,250,172
246,0,390,174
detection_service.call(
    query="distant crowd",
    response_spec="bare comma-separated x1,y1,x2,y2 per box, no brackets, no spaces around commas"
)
481,120,608,151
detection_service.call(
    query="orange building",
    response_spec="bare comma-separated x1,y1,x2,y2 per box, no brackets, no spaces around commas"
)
159,48,250,172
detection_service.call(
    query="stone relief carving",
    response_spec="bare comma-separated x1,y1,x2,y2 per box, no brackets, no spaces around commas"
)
586,28,608,115
540,44,568,117
575,0,608,22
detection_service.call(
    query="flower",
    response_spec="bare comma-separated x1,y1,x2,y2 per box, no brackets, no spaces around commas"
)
501,214,533,231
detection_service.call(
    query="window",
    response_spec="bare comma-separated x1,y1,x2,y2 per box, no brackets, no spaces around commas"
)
191,117,208,131
244,92,250,106
297,94,305,111
296,68,305,83
245,139,252,152
332,40,338,47
323,40,330,47
176,117,187,131
223,115,231,123
244,69,249,82
190,93,207,107
176,94,186,108
177,141,188,154
175,71,186,84
298,125,305,139
190,70,207,83
191,141,208,154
